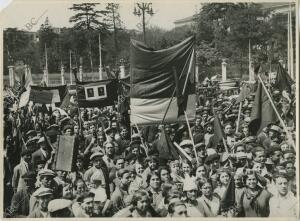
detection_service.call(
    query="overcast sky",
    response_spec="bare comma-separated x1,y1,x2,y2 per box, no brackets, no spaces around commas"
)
0,0,200,31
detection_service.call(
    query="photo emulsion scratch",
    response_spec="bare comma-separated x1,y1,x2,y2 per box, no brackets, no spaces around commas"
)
1,0,298,218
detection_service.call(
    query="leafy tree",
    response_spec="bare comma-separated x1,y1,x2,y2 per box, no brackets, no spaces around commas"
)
69,3,109,72
105,3,122,52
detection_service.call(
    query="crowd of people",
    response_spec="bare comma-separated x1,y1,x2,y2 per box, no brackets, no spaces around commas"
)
3,76,297,218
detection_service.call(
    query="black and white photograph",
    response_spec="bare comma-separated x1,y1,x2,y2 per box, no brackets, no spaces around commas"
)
1,0,298,218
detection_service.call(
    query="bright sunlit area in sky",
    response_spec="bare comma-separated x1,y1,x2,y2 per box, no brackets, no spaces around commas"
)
0,0,200,31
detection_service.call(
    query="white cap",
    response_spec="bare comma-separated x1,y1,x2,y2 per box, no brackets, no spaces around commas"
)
48,199,72,212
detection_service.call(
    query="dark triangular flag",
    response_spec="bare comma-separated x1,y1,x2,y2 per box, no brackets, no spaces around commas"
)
220,177,235,212
156,128,179,160
248,82,278,135
275,63,294,93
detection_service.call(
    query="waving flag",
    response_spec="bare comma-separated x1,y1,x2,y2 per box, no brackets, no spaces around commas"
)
248,82,278,135
130,36,196,125
275,63,294,93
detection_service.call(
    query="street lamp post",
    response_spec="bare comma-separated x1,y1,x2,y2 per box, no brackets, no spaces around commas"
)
133,3,154,43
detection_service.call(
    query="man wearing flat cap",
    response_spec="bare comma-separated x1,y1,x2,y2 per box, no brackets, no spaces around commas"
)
28,187,53,218
48,199,73,217
32,137,50,169
84,151,110,198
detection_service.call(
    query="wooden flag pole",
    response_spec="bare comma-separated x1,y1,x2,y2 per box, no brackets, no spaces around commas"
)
184,111,199,164
173,142,192,162
258,75,295,148
134,123,149,157
235,102,242,133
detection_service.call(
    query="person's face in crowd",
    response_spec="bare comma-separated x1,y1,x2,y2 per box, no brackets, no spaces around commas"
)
136,196,149,214
135,163,144,175
182,163,191,175
235,145,245,153
83,121,89,130
111,122,118,129
120,128,128,138
276,177,288,196
182,131,189,140
73,114,79,121
169,129,176,141
38,195,52,212
74,125,79,134
286,163,295,177
246,174,257,190
186,188,197,201
171,204,188,217
268,130,277,139
44,113,50,121
197,148,206,158
160,169,171,183
254,151,266,163
207,125,212,133
120,172,131,187
219,172,230,186
149,174,161,190
105,143,115,156
148,160,158,170
271,151,281,164
252,162,264,174
116,159,125,170
196,166,206,178
40,141,47,150
98,135,104,145
25,179,36,191
284,153,295,164
195,118,201,126
93,200,104,216
36,163,45,173
65,128,72,136
234,174,243,188
93,157,102,169
202,112,208,120
57,170,66,180
170,162,180,174
184,147,193,158
224,125,232,135
76,180,86,195
237,157,247,167
210,159,220,171
90,125,96,134
132,147,139,155
280,143,291,152
38,112,44,120
242,127,249,136
76,159,83,170
270,73,277,85
82,197,94,216
201,182,212,198
23,153,32,164
40,176,53,188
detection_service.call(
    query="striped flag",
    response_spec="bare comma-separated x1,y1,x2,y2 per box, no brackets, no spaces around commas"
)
130,36,196,125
